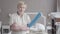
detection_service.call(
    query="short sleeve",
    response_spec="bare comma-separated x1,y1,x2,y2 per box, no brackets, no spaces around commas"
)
9,15,14,25
27,15,31,24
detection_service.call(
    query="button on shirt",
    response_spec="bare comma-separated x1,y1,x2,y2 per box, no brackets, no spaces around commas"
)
9,13,31,34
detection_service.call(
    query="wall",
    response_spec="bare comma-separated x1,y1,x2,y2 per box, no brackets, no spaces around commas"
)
0,0,1,21
0,0,57,25
0,0,1,12
57,0,60,12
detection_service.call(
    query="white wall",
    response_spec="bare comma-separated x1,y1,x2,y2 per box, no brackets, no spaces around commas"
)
1,0,57,15
0,0,57,25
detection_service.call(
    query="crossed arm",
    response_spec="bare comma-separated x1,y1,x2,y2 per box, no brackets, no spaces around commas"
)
10,23,29,32
10,14,31,32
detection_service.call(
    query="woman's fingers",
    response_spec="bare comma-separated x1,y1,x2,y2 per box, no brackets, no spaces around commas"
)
11,23,29,31
21,26,29,31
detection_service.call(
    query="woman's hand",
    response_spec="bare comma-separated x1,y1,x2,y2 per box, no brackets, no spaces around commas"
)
21,26,29,31
10,23,29,31
10,23,21,31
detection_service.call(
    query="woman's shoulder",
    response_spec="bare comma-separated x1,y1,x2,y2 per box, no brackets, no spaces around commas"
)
9,13,18,18
24,13,30,17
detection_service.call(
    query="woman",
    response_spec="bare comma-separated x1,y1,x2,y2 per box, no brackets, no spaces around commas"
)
9,1,31,34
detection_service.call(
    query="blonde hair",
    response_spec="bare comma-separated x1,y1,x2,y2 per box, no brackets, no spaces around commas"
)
17,1,27,8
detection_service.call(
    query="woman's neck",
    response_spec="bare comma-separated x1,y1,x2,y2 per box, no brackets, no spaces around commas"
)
17,12,24,17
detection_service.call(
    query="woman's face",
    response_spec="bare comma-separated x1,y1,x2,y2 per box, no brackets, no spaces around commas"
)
17,5,26,14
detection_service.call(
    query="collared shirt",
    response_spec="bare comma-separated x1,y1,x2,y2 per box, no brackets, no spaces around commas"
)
9,13,31,34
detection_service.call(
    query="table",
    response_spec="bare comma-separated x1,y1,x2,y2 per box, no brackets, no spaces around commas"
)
28,30,48,34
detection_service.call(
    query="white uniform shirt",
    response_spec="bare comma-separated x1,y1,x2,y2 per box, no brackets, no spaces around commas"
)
9,13,31,34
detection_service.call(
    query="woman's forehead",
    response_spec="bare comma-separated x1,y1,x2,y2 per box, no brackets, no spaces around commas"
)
20,5,26,7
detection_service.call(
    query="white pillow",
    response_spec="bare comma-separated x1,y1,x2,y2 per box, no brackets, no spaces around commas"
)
30,23,45,31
